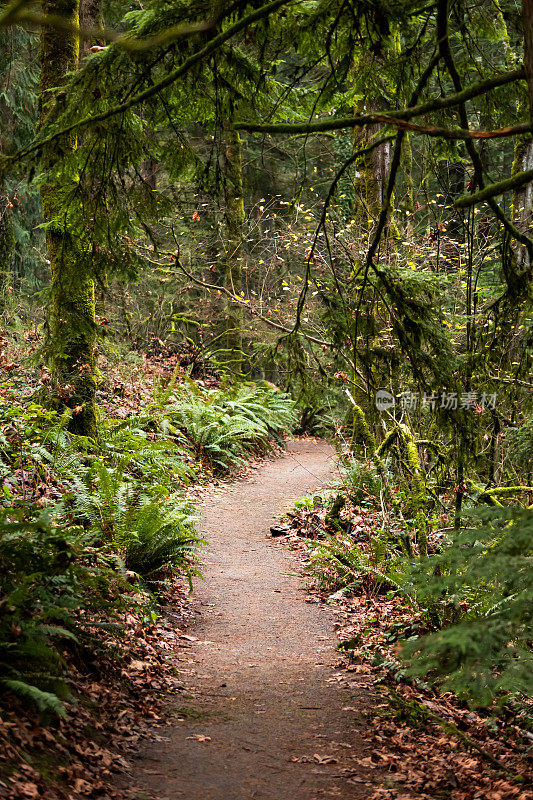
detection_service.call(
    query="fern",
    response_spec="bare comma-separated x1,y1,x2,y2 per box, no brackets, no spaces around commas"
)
115,497,203,587
73,460,203,584
0,509,128,717
159,382,296,472
1,679,67,717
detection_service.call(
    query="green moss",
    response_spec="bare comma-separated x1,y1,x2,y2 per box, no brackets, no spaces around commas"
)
0,186,15,300
39,0,97,439
40,0,79,119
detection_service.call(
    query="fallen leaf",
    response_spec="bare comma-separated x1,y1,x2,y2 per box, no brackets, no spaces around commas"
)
313,754,338,764
18,783,40,799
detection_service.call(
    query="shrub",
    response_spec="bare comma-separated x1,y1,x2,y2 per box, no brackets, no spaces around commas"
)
402,507,533,706
0,509,125,716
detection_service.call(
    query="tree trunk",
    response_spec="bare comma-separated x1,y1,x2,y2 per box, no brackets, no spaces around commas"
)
0,33,15,309
511,133,533,271
0,177,14,308
222,117,245,373
523,0,533,119
40,0,97,438
79,0,103,60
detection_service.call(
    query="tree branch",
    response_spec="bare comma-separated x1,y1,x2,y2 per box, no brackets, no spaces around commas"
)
233,69,525,135
8,9,214,51
168,253,334,348
0,0,291,170
455,168,533,208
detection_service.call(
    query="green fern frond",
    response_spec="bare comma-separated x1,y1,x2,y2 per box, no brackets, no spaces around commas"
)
2,679,67,717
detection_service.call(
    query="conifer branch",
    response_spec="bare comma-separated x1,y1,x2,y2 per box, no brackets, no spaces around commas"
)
0,0,291,170
233,69,525,135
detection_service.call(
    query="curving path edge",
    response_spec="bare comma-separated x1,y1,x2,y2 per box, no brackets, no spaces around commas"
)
129,439,376,800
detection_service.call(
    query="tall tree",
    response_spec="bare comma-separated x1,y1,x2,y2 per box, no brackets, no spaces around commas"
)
39,0,97,437
222,116,245,372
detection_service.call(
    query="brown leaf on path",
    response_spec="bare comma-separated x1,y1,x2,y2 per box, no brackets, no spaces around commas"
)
186,734,211,742
73,777,94,794
17,783,40,799
313,753,339,764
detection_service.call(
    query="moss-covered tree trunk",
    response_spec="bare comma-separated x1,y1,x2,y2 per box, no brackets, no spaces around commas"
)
511,133,533,272
40,0,97,438
222,117,244,373
0,180,14,307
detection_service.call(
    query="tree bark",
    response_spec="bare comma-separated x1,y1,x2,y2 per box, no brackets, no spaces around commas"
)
40,0,97,438
222,117,244,373
0,180,14,307
523,0,533,120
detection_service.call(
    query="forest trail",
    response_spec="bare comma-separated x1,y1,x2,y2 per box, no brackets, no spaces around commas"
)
129,439,377,800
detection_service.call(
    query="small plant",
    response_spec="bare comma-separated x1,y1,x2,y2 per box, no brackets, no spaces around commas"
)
340,457,384,509
401,506,533,706
293,492,329,510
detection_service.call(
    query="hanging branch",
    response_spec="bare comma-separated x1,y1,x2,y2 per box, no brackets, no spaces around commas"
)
455,168,533,208
287,134,396,345
436,0,533,261
234,69,525,134
353,52,442,355
0,0,292,172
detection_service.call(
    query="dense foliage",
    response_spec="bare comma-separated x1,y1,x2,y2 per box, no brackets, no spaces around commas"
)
0,375,295,718
0,0,532,790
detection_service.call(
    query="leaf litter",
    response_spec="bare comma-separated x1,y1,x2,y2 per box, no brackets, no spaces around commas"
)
275,502,533,800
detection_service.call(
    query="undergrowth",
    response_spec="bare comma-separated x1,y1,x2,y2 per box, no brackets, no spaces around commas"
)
292,448,533,713
0,373,295,719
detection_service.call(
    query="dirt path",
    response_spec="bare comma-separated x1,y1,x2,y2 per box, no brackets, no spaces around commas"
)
130,439,377,800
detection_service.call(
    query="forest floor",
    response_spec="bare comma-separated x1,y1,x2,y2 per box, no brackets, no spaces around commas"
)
122,436,533,800
124,438,383,800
